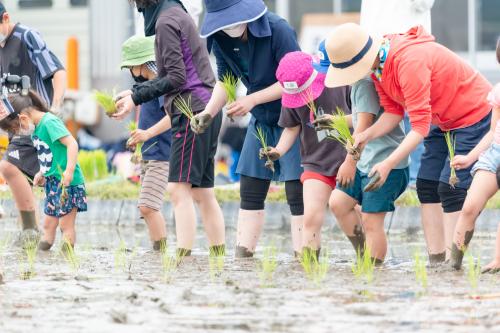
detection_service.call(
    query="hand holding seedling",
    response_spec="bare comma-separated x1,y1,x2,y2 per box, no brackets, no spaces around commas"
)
337,156,356,188
62,169,73,187
33,172,45,187
452,154,475,170
259,147,281,162
353,130,370,152
226,95,256,117
113,95,136,120
312,114,334,131
190,112,213,134
128,129,152,146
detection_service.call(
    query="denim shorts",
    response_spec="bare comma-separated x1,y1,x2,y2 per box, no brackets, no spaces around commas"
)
418,113,491,189
44,176,87,218
337,167,409,213
472,143,500,176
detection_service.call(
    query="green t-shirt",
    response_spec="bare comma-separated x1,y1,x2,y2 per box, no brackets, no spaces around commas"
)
32,113,85,186
351,78,409,174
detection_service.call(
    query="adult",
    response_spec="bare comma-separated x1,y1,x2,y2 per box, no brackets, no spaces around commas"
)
324,23,492,264
192,0,304,258
0,1,66,243
360,0,435,187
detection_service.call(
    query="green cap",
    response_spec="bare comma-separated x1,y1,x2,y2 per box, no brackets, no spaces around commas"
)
120,35,156,69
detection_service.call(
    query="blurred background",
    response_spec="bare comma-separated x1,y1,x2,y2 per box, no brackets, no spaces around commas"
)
3,0,499,184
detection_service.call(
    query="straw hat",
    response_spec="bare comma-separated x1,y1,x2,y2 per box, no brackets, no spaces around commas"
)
324,23,381,88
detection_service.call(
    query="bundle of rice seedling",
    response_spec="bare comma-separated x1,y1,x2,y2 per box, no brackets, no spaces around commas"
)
222,73,239,122
173,94,194,120
327,107,360,160
94,90,117,116
126,121,143,164
300,88,318,118
444,131,459,188
254,126,275,172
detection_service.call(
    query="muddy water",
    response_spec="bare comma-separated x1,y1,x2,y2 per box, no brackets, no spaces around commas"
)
0,221,499,333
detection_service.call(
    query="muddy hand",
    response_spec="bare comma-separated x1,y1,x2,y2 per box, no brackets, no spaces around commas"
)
190,113,213,134
312,114,334,131
259,147,280,161
363,172,382,192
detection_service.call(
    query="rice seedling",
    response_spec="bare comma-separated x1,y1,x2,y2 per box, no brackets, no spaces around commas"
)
254,126,275,172
222,73,238,122
160,242,178,283
78,150,108,182
60,236,80,274
258,244,278,287
21,237,38,280
126,121,143,164
326,107,360,160
300,248,330,287
114,239,128,273
173,94,194,120
94,90,117,116
208,245,226,280
351,244,375,284
466,251,481,293
56,165,68,206
413,250,428,292
444,131,459,188
301,87,319,118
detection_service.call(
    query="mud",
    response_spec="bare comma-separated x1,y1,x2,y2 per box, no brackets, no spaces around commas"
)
0,221,500,333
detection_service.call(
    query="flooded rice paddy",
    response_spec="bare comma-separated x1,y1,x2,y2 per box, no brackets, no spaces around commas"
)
0,216,499,333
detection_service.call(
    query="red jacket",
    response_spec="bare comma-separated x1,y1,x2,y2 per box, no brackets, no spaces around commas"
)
372,26,492,136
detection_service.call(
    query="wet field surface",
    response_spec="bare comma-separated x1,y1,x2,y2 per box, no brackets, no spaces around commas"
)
0,221,499,333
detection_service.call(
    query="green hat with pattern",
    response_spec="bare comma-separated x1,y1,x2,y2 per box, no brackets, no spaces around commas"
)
120,35,155,69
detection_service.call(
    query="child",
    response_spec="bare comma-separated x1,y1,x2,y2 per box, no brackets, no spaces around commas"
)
262,51,354,258
0,91,86,251
115,0,225,257
119,35,172,251
450,39,500,271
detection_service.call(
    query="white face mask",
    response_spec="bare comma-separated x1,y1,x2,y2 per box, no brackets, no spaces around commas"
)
223,23,247,38
19,120,35,136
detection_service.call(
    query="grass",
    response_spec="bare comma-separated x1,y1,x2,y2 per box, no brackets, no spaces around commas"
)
258,244,278,287
466,251,481,292
160,242,179,283
351,245,375,284
300,248,330,287
208,246,226,280
254,126,275,172
444,131,459,188
20,238,38,280
94,90,117,116
60,237,80,274
78,150,108,182
413,250,428,291
173,94,194,120
326,107,360,160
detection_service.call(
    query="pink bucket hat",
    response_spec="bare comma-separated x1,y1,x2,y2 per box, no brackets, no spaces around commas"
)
276,51,326,109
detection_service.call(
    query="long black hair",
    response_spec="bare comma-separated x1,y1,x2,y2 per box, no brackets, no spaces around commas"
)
0,90,49,133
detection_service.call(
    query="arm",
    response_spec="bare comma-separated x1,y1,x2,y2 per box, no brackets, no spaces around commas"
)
129,114,172,146
59,135,79,186
51,70,66,109
275,126,300,156
226,82,283,118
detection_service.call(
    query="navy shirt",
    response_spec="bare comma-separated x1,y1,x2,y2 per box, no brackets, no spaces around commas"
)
208,12,300,126
139,97,172,162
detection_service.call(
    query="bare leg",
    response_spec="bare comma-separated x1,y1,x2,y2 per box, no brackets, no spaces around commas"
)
444,211,460,259
421,203,446,263
290,216,303,256
235,209,264,257
300,179,333,251
139,205,167,243
330,189,365,254
192,187,225,246
167,182,197,252
362,212,387,262
59,208,77,245
451,171,497,269
38,216,59,250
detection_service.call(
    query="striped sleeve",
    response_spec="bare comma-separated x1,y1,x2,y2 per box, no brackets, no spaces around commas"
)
23,29,64,80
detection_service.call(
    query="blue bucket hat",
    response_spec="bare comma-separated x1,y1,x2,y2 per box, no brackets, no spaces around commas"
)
200,0,268,38
313,40,330,74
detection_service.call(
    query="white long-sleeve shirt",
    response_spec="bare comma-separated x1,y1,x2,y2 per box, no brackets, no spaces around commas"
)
360,0,434,37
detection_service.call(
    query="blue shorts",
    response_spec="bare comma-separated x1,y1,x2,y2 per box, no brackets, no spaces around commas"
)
44,176,87,218
236,116,303,181
472,142,500,176
338,168,409,213
418,113,491,189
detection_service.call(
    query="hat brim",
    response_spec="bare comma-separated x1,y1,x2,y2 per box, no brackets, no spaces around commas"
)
281,73,327,109
120,54,156,70
324,36,382,88
200,1,267,38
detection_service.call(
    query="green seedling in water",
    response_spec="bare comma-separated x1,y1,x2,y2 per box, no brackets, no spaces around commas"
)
208,246,226,280
413,251,428,291
173,94,194,120
60,236,80,274
326,107,361,161
160,242,179,283
21,238,38,280
258,244,278,287
94,90,117,116
444,131,459,188
300,248,330,287
351,245,375,284
466,251,481,292
254,126,275,172
114,240,138,277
